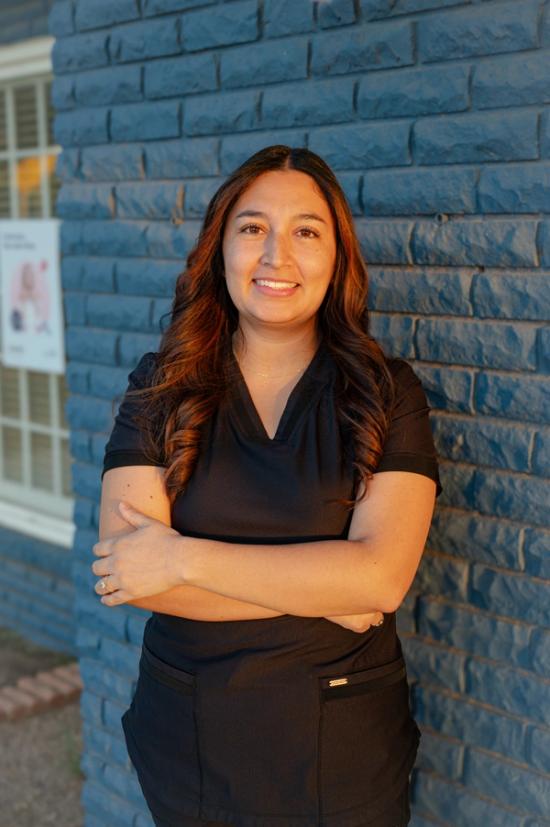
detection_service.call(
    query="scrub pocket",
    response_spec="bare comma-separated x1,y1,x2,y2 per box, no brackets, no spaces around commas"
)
121,642,202,818
317,654,420,824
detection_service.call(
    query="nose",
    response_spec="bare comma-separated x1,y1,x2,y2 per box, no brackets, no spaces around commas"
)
261,229,291,269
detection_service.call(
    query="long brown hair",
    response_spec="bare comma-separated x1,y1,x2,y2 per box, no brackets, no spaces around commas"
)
128,145,396,509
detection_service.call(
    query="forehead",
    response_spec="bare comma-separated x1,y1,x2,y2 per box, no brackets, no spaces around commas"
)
229,169,331,217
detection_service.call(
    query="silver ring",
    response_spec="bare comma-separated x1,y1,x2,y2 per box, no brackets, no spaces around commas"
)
98,577,110,594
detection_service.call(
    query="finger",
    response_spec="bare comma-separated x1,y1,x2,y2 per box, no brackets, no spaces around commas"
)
118,501,151,528
92,541,110,557
100,590,130,606
91,559,112,576
94,578,117,595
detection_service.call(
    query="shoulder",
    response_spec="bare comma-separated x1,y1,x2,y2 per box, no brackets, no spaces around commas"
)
128,351,159,388
385,357,429,415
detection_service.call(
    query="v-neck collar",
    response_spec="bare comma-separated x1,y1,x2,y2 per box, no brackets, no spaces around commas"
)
230,339,329,443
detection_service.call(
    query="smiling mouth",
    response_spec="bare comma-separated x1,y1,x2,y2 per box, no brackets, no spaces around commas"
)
253,278,299,289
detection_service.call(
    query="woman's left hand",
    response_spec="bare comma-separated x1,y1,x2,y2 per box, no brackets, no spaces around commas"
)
91,501,185,606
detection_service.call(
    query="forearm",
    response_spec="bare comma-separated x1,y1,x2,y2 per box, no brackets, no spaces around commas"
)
128,584,286,621
178,537,396,616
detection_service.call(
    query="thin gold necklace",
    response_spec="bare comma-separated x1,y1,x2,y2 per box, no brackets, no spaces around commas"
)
232,350,311,381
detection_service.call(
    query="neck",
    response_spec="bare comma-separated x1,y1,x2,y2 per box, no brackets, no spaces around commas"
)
232,324,320,376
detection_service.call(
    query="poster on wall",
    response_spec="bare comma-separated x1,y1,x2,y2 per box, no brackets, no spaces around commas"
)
0,219,65,374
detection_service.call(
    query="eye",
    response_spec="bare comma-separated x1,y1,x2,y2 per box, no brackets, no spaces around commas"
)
239,224,319,238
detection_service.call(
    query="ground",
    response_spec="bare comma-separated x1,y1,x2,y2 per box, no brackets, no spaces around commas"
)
0,626,84,827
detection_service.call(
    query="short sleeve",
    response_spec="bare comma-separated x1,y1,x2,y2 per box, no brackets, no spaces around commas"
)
374,358,443,498
101,351,166,481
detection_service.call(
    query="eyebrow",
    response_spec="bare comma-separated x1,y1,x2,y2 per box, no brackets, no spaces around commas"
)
234,209,328,224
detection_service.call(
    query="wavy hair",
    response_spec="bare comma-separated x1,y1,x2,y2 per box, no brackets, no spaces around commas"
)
128,145,397,510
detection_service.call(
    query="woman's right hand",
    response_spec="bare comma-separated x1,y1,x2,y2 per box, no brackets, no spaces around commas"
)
324,611,384,634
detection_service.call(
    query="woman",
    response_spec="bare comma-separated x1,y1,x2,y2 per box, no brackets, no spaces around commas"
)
94,145,442,827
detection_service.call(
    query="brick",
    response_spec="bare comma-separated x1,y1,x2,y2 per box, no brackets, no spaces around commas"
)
114,182,184,220
355,219,413,265
34,671,81,701
180,0,258,51
530,726,550,773
523,528,550,579
418,599,531,668
433,416,532,472
415,685,529,765
184,177,226,218
530,628,550,678
472,272,548,321
48,0,74,37
368,267,472,314
318,0,356,27
145,136,218,179
538,221,550,268
311,20,414,76
479,164,550,214
415,730,463,780
51,75,75,111
81,144,144,182
532,431,550,477
411,219,538,267
262,77,354,129
65,327,117,364
475,372,550,423
1,685,41,717
185,89,259,136
363,167,477,216
263,0,315,37
80,220,149,257
56,183,115,220
474,469,548,527
145,220,199,258
145,52,217,99
52,32,109,73
416,318,537,370
361,0,465,18
402,636,466,693
74,0,139,31
53,108,109,147
427,509,522,570
413,111,538,165
412,550,469,603
470,563,550,628
86,295,152,332
368,312,415,357
463,748,550,817
310,122,411,170
115,259,180,298
75,65,142,106
220,38,308,89
414,772,521,827
111,101,180,142
143,0,215,13
358,64,469,119
109,17,181,63
418,0,539,63
15,676,59,707
411,364,474,414
473,52,550,109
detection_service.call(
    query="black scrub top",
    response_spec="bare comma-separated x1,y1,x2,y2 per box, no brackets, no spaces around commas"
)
102,339,442,827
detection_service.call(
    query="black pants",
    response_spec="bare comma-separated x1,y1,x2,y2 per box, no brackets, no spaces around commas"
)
151,779,411,827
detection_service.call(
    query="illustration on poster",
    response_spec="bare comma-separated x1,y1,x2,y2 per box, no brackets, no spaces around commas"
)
9,259,52,335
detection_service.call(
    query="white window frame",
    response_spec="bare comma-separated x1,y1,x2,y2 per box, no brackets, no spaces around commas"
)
0,35,73,549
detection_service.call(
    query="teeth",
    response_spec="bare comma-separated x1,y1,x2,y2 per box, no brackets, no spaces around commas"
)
255,279,298,289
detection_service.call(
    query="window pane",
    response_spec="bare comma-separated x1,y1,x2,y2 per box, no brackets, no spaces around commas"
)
31,431,52,490
17,156,42,217
2,426,23,482
0,89,6,151
47,154,61,217
45,80,54,148
14,85,38,149
61,437,72,497
0,365,20,417
0,160,10,217
57,374,69,430
29,370,50,425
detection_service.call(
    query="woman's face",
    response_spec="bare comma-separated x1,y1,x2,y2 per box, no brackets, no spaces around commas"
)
221,169,337,335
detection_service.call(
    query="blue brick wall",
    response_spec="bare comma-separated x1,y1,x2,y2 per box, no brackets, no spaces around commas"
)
48,0,550,824
0,526,75,655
